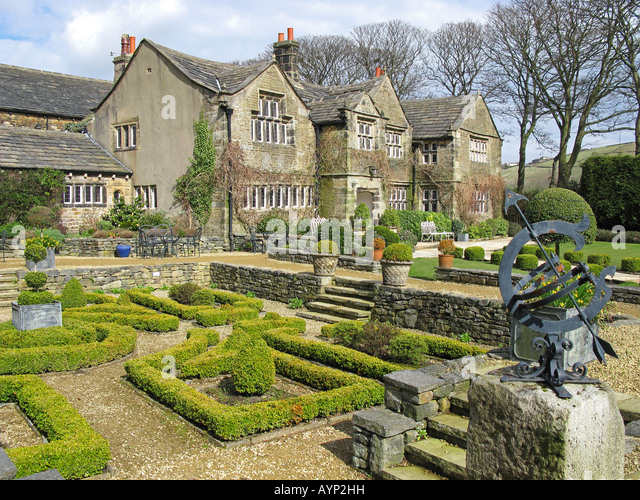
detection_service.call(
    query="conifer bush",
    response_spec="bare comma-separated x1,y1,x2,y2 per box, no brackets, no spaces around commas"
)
231,337,275,396
60,278,87,309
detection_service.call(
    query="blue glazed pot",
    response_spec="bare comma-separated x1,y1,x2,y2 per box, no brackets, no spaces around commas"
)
116,245,131,258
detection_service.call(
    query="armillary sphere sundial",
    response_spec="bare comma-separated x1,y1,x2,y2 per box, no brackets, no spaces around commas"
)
498,189,618,398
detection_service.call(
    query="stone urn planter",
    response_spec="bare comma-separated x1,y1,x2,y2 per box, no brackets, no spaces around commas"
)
311,240,340,276
12,301,62,331
380,243,413,286
311,254,339,276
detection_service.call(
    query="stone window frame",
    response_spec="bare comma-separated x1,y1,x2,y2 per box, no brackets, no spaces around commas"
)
251,93,293,146
421,142,439,164
388,185,408,210
471,190,489,214
469,137,488,163
421,188,439,212
63,183,107,207
385,129,403,159
357,120,374,151
244,184,313,211
115,122,138,151
134,185,158,210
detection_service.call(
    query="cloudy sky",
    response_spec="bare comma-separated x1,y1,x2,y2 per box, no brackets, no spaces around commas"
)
0,0,634,162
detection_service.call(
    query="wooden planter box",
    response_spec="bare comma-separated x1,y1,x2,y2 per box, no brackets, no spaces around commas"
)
12,301,63,331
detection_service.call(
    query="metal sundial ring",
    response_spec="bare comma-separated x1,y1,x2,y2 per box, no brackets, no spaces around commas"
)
498,189,618,398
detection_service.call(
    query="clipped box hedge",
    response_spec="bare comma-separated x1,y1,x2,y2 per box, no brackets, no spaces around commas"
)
563,250,584,263
587,253,611,266
515,253,539,271
0,320,136,375
125,319,385,442
321,320,487,365
0,375,110,479
621,257,640,273
464,246,485,261
63,303,179,332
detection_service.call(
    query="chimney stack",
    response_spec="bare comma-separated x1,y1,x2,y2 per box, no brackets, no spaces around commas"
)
113,34,135,82
273,28,300,82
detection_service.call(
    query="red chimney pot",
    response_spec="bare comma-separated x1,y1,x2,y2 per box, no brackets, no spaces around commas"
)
121,34,130,55
375,67,382,77
287,28,294,40
129,36,136,53
278,32,285,42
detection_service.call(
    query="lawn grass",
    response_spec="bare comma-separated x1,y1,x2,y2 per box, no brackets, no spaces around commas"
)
409,241,640,281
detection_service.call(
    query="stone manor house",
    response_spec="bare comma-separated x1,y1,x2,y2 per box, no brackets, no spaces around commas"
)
0,31,502,243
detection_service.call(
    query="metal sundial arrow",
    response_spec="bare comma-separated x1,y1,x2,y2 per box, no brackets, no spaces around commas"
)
501,189,617,365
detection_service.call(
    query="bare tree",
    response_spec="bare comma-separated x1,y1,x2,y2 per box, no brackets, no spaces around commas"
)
517,0,633,188
602,0,640,155
349,19,429,99
297,34,361,86
423,20,489,97
484,2,551,193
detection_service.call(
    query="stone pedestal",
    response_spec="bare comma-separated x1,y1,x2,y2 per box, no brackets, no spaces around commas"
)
466,373,625,480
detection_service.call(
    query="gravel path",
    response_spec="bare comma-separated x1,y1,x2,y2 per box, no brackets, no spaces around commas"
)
1,254,639,479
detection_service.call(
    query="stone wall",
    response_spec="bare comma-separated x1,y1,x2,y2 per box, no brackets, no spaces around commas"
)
15,262,211,295
209,261,324,304
372,283,511,346
434,266,640,305
268,249,381,273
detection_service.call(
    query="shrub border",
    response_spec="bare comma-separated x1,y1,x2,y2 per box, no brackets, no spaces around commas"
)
0,375,110,479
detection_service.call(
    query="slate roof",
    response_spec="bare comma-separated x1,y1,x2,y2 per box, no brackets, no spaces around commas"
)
0,64,113,119
146,40,272,95
294,78,386,125
0,126,131,175
401,95,479,139
145,40,389,126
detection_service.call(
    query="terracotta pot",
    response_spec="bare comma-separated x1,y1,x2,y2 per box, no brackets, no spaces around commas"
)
373,248,384,261
438,254,454,268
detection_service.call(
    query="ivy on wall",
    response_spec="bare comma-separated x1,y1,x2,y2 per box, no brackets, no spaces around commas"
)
174,113,217,228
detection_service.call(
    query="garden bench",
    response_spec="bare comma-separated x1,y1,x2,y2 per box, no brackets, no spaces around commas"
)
420,221,454,242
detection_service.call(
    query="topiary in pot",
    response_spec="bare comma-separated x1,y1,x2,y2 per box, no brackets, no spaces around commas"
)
381,243,413,286
24,243,47,264
231,337,275,396
60,278,87,309
13,271,61,331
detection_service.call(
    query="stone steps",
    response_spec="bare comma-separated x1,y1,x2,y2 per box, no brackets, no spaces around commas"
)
296,279,375,324
382,391,470,480
0,271,20,308
404,437,468,480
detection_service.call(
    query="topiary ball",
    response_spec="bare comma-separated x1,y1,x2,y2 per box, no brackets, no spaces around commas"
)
524,188,598,248
515,254,539,271
24,271,47,291
231,337,275,396
464,246,485,261
60,278,87,309
24,243,47,263
382,243,413,262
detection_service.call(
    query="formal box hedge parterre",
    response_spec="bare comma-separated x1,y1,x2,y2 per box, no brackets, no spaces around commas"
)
124,315,388,442
0,375,110,479
0,319,137,375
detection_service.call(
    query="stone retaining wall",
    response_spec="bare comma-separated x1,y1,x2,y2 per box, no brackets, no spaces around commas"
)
434,267,640,304
372,284,511,347
268,249,381,273
209,261,324,304
2,236,225,259
15,262,211,295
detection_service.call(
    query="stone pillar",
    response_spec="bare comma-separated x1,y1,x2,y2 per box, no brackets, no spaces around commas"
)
466,373,625,480
351,409,417,475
